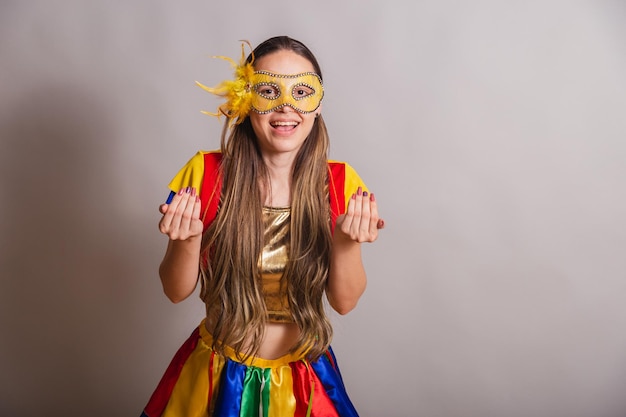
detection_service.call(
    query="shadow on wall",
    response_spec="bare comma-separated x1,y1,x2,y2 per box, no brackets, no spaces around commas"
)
0,84,149,416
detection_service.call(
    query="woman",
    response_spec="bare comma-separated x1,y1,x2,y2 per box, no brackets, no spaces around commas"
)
141,35,383,417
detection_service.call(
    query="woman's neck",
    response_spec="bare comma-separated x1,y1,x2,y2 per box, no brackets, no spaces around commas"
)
260,154,293,207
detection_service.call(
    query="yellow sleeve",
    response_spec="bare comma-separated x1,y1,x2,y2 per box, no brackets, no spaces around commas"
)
167,151,206,193
337,162,369,212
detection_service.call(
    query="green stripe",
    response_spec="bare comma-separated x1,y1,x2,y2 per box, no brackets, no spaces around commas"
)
240,366,264,416
261,368,271,417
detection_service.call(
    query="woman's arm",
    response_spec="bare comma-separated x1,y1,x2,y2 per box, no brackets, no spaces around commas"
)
157,187,204,303
327,187,383,314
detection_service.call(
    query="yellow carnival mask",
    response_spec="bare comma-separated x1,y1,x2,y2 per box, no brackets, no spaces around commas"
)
195,41,324,125
250,71,324,114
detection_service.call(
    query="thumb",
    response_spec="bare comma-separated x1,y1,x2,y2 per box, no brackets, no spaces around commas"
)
159,203,169,214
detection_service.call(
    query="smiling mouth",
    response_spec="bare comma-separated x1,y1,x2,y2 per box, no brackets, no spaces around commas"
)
270,121,299,129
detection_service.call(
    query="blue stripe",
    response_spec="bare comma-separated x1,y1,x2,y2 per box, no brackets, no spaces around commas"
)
165,190,175,204
213,359,246,417
311,347,360,417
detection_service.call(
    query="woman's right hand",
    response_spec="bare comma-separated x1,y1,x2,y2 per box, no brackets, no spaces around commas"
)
158,187,203,241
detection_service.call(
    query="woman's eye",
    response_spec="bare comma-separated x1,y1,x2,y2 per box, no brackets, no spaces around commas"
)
255,85,279,98
293,86,313,98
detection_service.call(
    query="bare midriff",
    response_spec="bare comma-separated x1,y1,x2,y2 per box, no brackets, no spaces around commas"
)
203,315,301,360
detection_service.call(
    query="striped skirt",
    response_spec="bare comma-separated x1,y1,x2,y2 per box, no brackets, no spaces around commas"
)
140,320,359,417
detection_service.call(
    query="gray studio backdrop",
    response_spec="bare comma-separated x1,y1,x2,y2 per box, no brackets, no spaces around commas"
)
1,1,625,416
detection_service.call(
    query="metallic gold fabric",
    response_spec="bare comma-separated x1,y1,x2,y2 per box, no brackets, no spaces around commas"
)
260,206,293,323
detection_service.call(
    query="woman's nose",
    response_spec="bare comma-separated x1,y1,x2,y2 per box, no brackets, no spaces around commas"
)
276,104,295,113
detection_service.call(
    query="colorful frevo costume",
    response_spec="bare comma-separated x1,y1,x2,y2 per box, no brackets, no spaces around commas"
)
141,42,366,417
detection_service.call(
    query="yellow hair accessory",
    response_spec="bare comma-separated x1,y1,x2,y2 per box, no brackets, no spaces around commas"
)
195,40,255,125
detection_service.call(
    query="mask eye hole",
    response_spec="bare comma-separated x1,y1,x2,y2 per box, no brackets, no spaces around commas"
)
255,83,280,100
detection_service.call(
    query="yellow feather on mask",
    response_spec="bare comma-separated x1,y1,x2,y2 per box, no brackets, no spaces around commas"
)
196,41,255,125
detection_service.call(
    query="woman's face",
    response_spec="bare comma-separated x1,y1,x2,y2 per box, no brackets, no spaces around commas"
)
249,49,321,159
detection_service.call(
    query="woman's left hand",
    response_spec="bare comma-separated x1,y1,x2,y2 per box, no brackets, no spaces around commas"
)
335,187,385,243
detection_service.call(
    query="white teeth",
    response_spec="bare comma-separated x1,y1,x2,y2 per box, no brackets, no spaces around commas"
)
271,121,298,126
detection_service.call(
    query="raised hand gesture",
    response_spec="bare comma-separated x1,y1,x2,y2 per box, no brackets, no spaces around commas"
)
335,187,385,244
158,187,203,241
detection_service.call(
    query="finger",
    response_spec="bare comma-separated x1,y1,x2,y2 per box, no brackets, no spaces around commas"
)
160,187,189,235
360,190,372,236
192,193,202,221
368,193,380,233
158,195,179,233
179,188,198,233
350,187,364,237
377,218,385,229
189,197,203,236
341,192,357,233
172,189,195,231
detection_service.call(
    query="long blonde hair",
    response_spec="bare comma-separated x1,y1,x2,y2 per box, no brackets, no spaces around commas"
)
200,36,334,360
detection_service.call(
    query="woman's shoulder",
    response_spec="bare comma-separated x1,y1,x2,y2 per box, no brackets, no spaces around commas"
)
195,149,222,158
168,150,221,190
179,149,222,167
327,160,367,190
327,159,361,178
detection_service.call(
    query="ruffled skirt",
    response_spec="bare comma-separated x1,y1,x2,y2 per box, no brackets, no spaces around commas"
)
140,320,359,417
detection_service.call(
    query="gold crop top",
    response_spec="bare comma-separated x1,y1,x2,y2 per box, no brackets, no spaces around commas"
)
260,206,294,323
